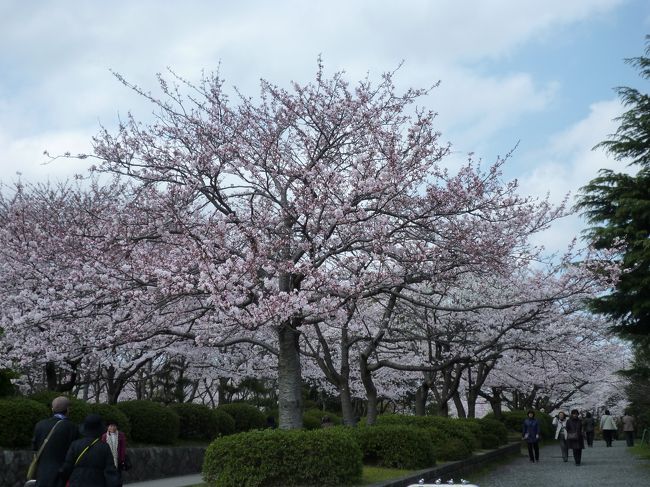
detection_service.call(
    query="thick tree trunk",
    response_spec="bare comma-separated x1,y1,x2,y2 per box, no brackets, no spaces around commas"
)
340,384,356,426
414,383,429,416
359,355,378,425
277,323,303,429
467,388,479,418
489,387,503,419
452,390,466,418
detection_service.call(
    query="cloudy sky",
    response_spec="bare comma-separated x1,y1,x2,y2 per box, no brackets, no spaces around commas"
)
1,0,649,253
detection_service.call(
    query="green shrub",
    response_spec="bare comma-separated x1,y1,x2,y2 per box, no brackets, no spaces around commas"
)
203,428,362,486
169,403,223,441
353,425,435,469
116,400,179,444
477,417,509,446
303,408,342,430
0,398,49,448
217,403,266,432
479,433,501,449
86,403,132,438
213,408,236,436
28,391,90,426
376,414,479,452
485,410,553,441
433,437,472,461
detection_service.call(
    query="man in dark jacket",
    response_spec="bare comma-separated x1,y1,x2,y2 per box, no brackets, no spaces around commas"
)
59,414,119,487
31,396,79,487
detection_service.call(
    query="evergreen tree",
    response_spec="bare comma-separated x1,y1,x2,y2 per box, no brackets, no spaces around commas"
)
578,35,650,337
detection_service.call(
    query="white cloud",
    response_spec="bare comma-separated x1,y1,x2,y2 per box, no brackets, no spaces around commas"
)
517,98,627,254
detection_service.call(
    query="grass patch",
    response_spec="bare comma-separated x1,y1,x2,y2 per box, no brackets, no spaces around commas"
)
630,443,650,460
360,465,416,484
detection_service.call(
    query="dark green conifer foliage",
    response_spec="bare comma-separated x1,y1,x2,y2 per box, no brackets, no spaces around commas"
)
578,35,650,337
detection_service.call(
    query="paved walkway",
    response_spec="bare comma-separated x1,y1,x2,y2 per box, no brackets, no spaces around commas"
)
123,440,648,487
471,440,649,486
124,473,203,487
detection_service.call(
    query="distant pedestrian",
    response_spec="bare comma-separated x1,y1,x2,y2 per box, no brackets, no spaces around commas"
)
600,409,617,447
582,412,595,447
566,409,585,465
31,396,79,487
622,411,635,447
522,410,540,462
321,415,334,428
552,411,569,462
59,414,120,487
266,415,277,429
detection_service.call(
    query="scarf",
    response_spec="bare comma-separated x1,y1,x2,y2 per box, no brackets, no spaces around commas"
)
106,431,119,468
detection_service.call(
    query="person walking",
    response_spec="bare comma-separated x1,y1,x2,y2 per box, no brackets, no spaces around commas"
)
552,411,569,462
522,410,541,462
600,409,617,447
566,409,585,465
622,411,635,447
31,396,79,487
582,411,595,447
101,420,127,486
59,414,119,487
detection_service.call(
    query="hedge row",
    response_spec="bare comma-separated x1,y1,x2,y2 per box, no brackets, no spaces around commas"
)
0,394,269,448
202,416,505,486
484,410,554,440
204,428,363,487
375,414,507,460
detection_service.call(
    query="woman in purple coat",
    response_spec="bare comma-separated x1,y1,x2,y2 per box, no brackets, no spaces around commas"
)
522,410,540,463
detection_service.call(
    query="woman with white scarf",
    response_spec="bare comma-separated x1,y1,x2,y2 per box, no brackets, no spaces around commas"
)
552,411,569,462
101,420,127,487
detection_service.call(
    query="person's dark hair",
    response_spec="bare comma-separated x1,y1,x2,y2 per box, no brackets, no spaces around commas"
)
527,409,535,417
570,409,579,415
80,414,105,438
605,409,611,415
586,411,592,418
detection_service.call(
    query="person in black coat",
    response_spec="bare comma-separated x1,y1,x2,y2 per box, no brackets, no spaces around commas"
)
565,409,585,466
59,414,120,487
31,396,79,487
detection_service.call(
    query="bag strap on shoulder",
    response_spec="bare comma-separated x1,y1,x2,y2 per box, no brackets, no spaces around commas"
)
75,438,100,465
33,420,63,463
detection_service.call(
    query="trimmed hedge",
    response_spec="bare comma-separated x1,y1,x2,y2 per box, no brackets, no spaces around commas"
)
486,410,553,440
116,400,180,445
170,403,224,441
203,428,363,486
212,408,236,437
0,398,49,447
476,417,509,446
353,425,435,469
28,391,90,425
303,408,342,430
217,403,266,433
376,414,477,458
87,403,132,438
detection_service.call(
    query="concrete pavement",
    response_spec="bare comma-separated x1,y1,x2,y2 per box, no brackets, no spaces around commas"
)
124,473,203,486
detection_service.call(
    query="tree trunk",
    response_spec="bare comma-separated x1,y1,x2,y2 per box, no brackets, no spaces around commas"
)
359,355,378,425
489,387,503,419
452,390,466,418
414,383,429,416
277,322,303,429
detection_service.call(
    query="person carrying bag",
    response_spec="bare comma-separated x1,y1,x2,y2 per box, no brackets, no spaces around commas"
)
58,414,120,487
26,421,62,480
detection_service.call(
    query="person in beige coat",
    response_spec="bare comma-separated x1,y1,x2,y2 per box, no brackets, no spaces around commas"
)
622,411,635,446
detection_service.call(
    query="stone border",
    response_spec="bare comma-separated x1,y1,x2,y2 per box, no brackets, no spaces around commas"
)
368,442,521,487
0,445,207,487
